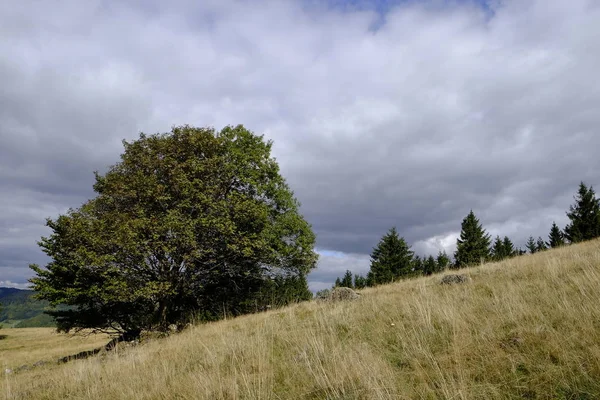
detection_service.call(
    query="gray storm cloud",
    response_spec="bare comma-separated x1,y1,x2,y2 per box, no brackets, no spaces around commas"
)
1,0,599,289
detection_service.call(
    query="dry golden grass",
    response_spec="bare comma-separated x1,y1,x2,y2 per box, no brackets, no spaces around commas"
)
3,240,600,399
0,328,110,369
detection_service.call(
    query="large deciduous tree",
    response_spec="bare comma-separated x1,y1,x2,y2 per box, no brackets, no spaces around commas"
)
454,211,491,268
30,125,318,338
564,182,600,243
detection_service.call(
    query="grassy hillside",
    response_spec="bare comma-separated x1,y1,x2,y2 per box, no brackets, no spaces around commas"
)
0,288,55,328
0,328,110,369
3,240,600,399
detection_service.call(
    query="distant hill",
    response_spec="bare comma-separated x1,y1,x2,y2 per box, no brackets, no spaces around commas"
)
0,287,55,328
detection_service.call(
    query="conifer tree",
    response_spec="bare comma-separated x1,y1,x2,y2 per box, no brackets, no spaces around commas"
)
548,222,565,248
526,236,537,254
334,277,342,288
491,236,504,261
502,236,515,257
423,255,437,276
340,270,354,288
353,275,367,289
564,182,600,243
536,237,547,252
454,211,491,268
412,255,423,275
491,236,515,261
436,250,451,271
366,227,414,285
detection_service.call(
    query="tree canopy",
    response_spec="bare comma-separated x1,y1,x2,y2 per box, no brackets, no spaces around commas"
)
30,125,317,337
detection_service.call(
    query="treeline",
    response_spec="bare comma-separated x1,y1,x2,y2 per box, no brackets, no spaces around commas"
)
332,182,600,290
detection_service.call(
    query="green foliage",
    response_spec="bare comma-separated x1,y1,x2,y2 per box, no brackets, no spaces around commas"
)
436,251,451,271
491,236,515,261
491,236,503,261
535,237,547,252
548,222,565,248
0,288,54,326
366,227,414,285
29,125,317,336
454,211,491,268
502,236,515,257
526,236,537,254
249,274,312,311
353,275,367,289
564,182,600,243
412,255,423,275
339,270,354,288
14,313,56,328
422,255,437,276
0,288,55,327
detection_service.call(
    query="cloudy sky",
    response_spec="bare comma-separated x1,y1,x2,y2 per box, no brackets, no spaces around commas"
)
1,0,599,291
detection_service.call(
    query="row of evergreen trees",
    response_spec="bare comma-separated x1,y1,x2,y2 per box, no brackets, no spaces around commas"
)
333,182,600,290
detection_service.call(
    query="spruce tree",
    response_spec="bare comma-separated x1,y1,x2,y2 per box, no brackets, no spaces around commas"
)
340,270,354,288
454,211,491,268
423,255,437,276
491,236,504,261
436,251,451,271
502,236,515,257
366,227,414,285
526,236,537,254
491,236,515,261
353,275,367,289
564,182,600,243
334,277,342,288
536,237,547,252
412,255,423,275
548,222,565,248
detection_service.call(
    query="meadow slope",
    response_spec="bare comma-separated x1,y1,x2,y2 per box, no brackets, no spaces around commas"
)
3,240,600,399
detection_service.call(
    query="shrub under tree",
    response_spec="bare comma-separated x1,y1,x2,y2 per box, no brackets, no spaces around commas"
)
29,125,318,338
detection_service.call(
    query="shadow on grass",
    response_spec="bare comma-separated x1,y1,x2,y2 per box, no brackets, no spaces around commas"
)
0,334,7,340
